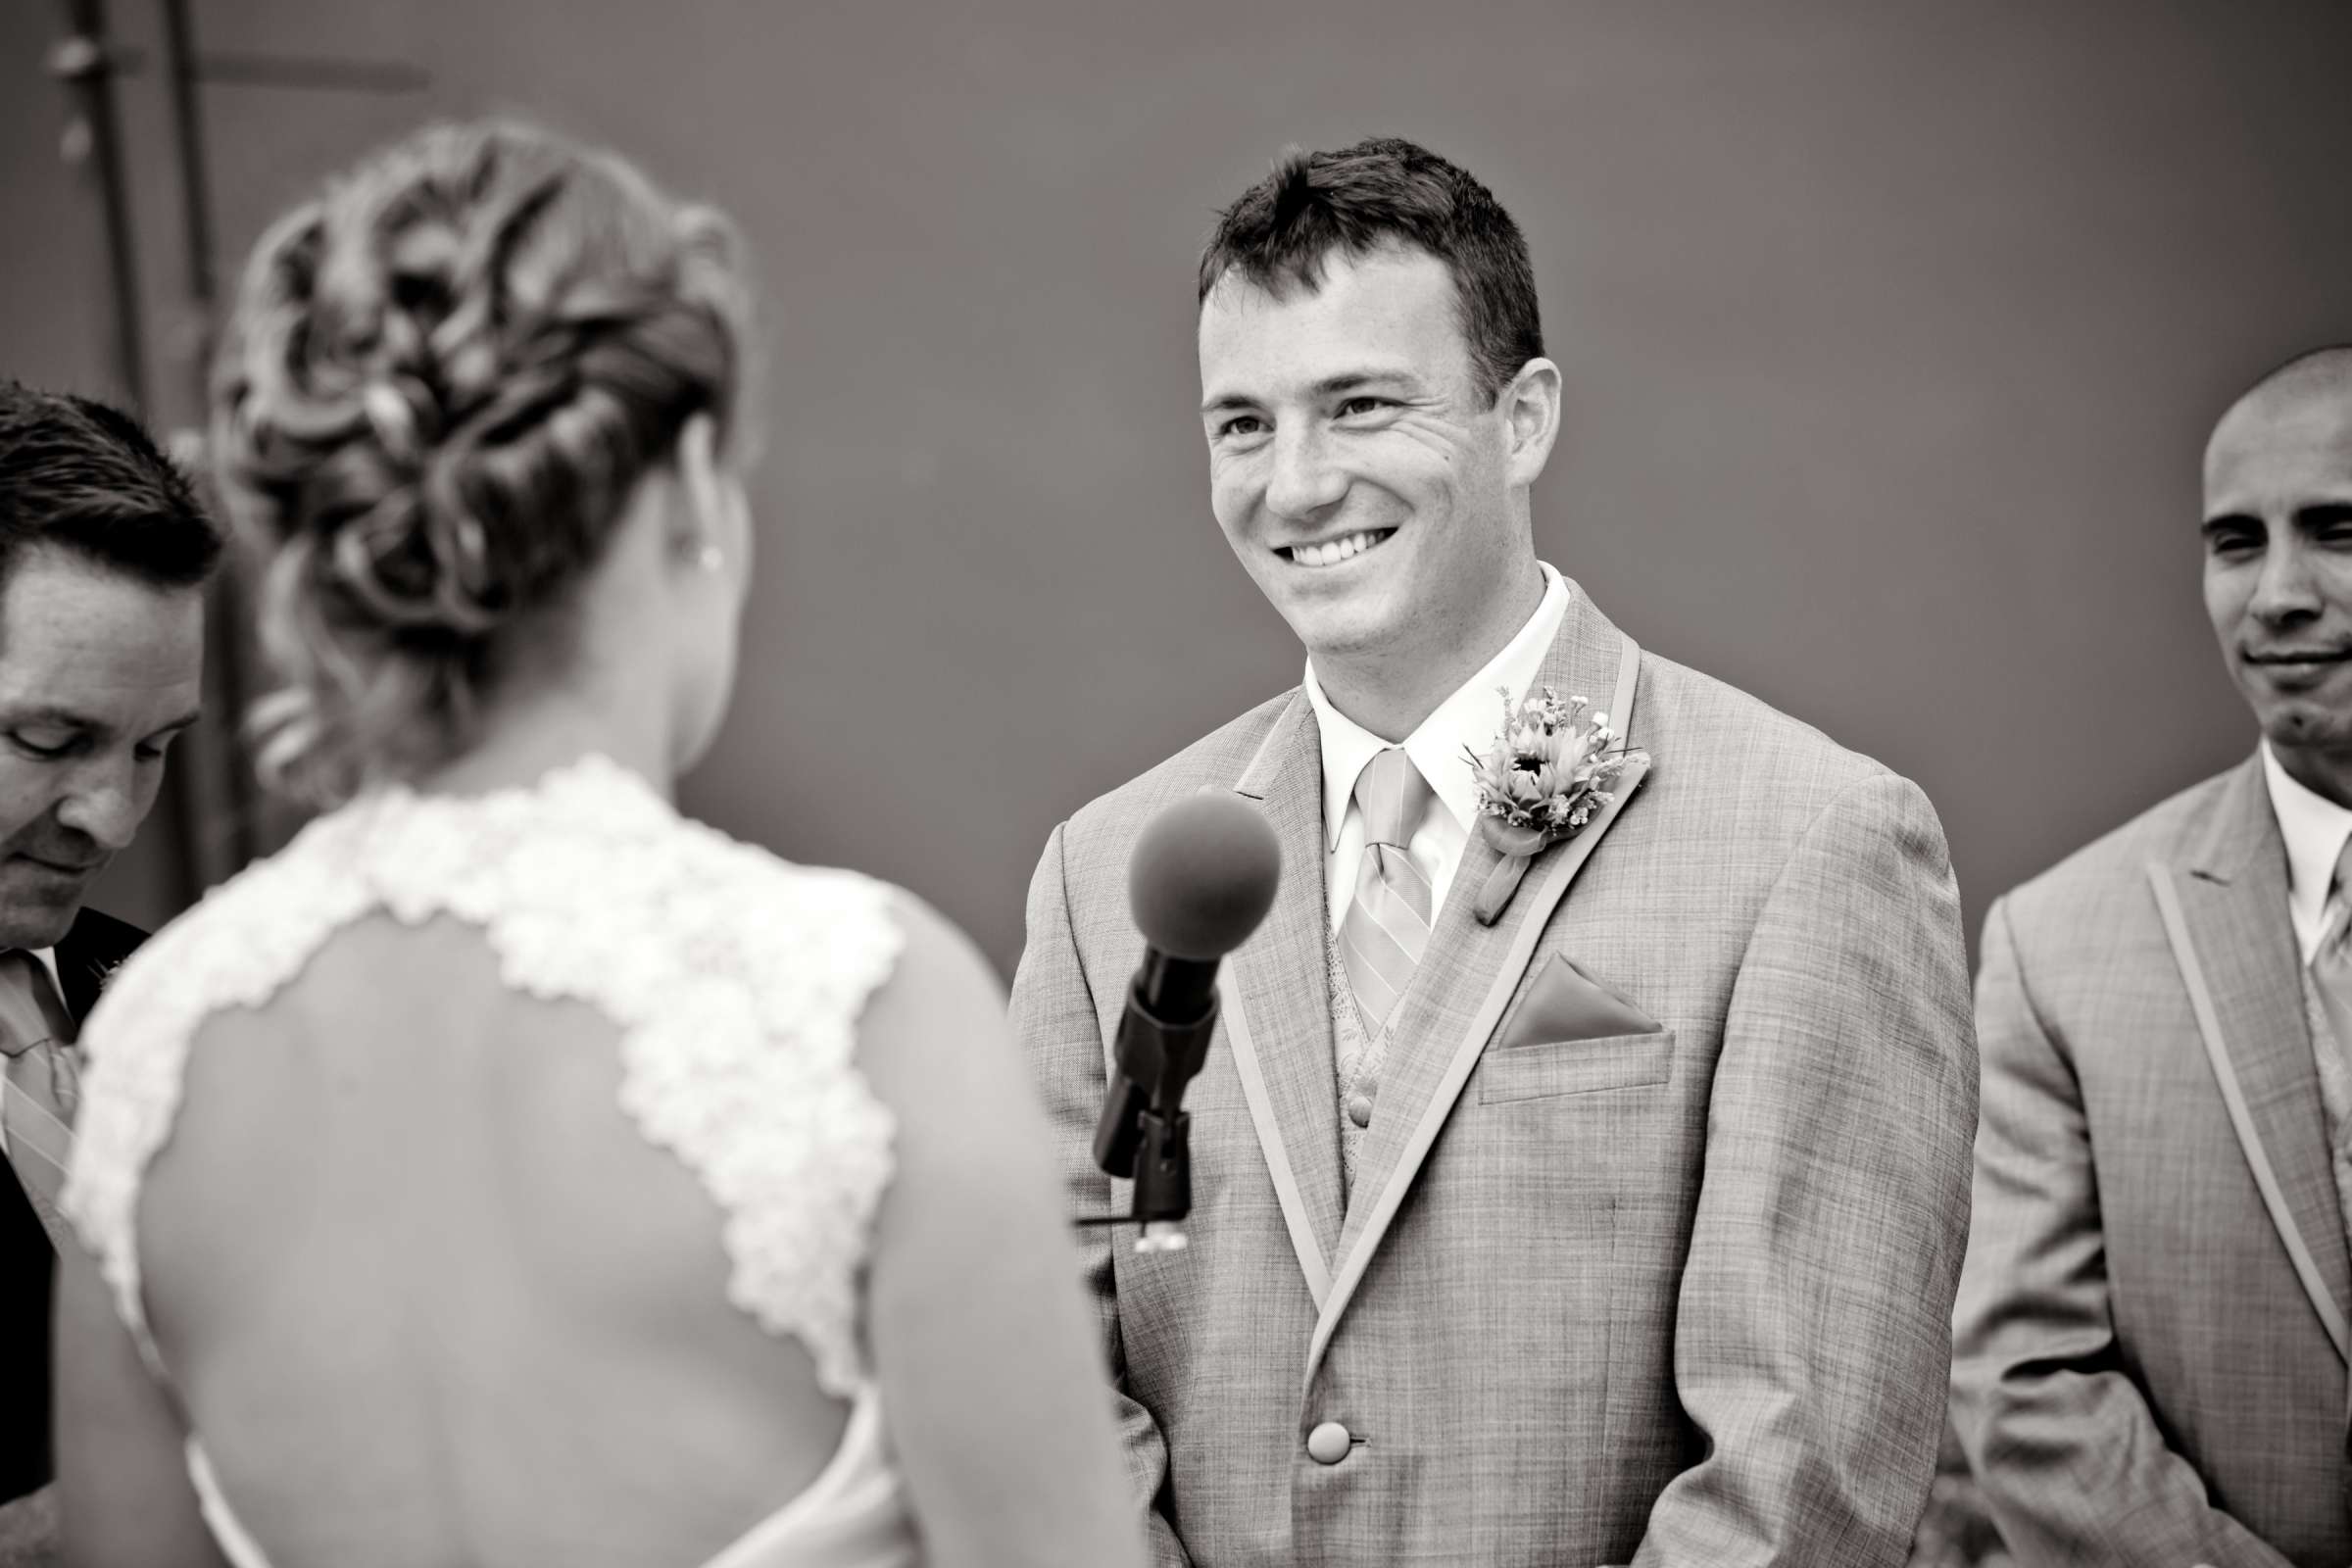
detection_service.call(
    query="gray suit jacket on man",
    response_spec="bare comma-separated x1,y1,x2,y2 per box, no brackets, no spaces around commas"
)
1952,755,2352,1567
1011,584,1978,1566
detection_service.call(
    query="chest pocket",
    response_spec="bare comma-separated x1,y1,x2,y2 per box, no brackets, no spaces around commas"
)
1474,1030,1675,1103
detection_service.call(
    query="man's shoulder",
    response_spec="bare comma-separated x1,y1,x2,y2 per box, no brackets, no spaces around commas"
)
1057,688,1299,869
1638,651,1908,822
1996,762,2242,936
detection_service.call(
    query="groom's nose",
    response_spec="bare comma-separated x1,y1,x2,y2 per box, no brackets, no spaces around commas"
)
1264,425,1348,521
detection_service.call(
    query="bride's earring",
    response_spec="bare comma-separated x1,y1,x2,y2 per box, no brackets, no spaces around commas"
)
695,541,723,573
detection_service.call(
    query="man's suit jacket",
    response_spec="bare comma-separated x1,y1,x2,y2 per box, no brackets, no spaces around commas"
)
0,906,143,1503
1011,585,1978,1567
1951,755,2352,1567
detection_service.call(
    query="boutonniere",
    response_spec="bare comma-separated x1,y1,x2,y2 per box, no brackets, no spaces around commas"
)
1462,686,1647,925
88,954,127,999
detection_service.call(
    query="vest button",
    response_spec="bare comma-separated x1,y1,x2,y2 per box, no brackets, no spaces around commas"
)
1306,1420,1351,1464
1346,1092,1374,1128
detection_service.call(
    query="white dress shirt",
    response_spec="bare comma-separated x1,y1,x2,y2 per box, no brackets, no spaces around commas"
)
1303,562,1571,930
0,946,69,1158
2261,743,2352,963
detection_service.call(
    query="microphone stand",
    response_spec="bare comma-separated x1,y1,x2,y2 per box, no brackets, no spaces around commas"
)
1081,957,1222,1252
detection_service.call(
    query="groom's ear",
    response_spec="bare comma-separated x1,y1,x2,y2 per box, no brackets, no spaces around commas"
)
1500,358,1563,489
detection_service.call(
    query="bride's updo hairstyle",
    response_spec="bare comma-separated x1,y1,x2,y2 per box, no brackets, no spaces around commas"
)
212,121,753,806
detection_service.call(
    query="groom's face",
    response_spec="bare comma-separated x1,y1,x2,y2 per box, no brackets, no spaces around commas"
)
1198,244,1521,665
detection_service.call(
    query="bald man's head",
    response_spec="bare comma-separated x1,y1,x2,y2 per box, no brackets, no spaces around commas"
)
2210,344,2352,463
2202,344,2352,785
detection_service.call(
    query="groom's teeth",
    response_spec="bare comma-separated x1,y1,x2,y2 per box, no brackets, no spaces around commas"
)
1290,529,1390,567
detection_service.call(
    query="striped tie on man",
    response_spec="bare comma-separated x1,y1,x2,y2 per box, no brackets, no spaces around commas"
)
2307,835,2352,1117
1340,746,1437,1036
0,947,79,1248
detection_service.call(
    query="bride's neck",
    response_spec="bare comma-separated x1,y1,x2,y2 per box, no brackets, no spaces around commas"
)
414,665,676,803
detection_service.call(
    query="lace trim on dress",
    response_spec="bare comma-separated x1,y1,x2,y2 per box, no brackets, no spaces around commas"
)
60,754,903,1397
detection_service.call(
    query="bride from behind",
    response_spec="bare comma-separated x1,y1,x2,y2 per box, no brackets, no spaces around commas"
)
52,121,1145,1568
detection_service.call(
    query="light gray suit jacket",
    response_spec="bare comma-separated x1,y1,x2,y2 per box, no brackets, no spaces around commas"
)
1010,585,1978,1565
1951,755,2352,1567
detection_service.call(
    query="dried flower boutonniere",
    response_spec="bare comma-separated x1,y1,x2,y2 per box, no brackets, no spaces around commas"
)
1462,686,1647,924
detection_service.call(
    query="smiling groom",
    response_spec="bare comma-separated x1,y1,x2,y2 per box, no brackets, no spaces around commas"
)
1009,137,1979,1566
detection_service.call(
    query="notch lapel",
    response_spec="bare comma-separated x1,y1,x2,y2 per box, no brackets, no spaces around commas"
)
1224,692,1343,1307
58,908,142,1025
1307,591,1646,1378
2153,756,2352,1362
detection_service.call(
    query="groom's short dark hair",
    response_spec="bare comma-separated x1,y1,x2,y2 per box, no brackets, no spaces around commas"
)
1197,136,1544,406
0,380,221,594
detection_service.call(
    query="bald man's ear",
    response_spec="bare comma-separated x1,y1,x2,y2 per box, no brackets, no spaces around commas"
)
1502,358,1562,489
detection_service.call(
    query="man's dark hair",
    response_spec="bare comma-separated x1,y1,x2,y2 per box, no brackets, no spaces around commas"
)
1197,136,1544,405
0,380,221,591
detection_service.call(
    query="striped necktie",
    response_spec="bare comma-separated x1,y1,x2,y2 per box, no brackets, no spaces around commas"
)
0,948,79,1245
2311,838,2352,1076
1340,748,1437,1036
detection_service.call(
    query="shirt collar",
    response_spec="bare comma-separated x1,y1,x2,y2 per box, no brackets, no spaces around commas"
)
1302,562,1571,850
2260,740,2352,937
0,947,69,1024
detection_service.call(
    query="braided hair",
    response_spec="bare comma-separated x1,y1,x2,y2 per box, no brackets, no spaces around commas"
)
212,121,754,805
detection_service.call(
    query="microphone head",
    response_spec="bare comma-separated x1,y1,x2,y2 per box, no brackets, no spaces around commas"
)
1128,795,1282,960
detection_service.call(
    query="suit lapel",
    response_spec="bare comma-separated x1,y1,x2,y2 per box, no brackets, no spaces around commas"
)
4,912,139,1268
1307,590,1647,1377
2158,756,2352,1360
56,907,142,1024
1224,693,1344,1306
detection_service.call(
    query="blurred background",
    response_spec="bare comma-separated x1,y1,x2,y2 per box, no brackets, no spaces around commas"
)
12,4,2350,1562
10,0,2352,981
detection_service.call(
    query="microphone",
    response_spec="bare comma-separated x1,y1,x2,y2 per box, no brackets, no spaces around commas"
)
1090,794,1280,1252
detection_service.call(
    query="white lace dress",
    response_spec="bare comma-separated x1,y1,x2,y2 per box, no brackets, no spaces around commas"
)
59,755,921,1567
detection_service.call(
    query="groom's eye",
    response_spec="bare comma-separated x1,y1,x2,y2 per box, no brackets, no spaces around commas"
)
1215,415,1265,440
1336,396,1392,417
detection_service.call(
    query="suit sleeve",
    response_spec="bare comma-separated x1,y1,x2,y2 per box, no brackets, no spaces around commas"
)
1946,895,2296,1568
1631,772,1979,1568
1006,823,1192,1568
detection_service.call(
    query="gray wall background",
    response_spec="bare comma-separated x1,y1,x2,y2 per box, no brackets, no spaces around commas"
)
7,0,2350,975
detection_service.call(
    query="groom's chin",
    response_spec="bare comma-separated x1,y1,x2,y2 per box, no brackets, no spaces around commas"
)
1262,573,1401,654
1278,597,1393,664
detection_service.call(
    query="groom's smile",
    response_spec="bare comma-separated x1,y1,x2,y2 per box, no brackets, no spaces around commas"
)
1278,527,1397,568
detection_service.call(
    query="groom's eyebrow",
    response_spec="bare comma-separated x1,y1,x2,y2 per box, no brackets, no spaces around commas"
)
1313,370,1415,396
1199,370,1420,415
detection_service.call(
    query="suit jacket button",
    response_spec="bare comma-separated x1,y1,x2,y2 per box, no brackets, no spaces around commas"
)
1306,1421,1351,1464
1346,1092,1374,1128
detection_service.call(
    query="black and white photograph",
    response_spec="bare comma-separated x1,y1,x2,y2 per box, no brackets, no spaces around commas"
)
3,3,2349,1564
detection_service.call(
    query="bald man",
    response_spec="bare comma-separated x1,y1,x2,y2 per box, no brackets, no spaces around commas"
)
1950,347,2352,1567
